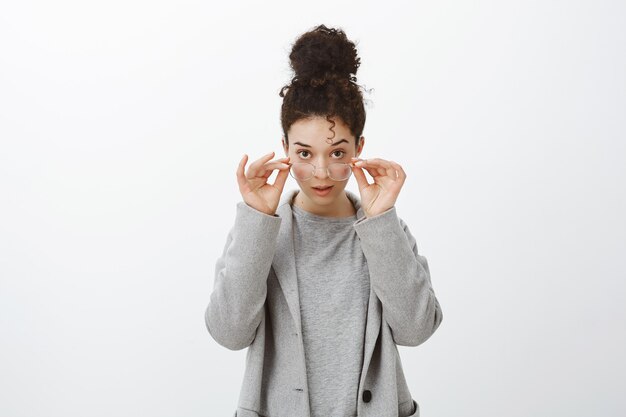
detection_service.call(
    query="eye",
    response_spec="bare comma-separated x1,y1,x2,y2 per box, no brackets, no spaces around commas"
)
332,150,346,158
296,150,310,159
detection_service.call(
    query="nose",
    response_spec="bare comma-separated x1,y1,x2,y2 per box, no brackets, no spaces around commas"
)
313,165,329,180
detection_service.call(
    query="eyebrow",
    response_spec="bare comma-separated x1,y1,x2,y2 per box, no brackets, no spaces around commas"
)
293,139,349,148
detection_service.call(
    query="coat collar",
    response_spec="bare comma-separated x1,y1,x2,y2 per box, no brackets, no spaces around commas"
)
271,188,382,393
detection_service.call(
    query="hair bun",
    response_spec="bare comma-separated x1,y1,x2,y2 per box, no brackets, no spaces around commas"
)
288,24,361,87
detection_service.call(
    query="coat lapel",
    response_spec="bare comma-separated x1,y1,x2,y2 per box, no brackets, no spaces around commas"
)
271,189,303,332
271,189,382,391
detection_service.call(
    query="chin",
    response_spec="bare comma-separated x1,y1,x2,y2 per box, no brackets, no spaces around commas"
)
300,183,348,203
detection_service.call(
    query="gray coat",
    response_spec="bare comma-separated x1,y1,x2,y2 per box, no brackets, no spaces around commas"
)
205,189,443,417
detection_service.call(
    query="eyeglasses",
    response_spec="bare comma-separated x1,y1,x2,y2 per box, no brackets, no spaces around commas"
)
289,162,353,181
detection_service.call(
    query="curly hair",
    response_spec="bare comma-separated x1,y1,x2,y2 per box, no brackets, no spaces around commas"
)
279,24,369,149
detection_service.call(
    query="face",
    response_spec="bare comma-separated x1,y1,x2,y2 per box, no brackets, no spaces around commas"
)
282,116,364,209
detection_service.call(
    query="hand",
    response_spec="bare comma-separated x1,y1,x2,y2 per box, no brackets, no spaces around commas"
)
236,151,291,216
350,157,406,218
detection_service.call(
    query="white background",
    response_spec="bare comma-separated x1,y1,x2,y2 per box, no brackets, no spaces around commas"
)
1,1,625,416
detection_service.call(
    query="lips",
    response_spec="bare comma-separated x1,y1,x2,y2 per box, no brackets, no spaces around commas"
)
312,186,333,190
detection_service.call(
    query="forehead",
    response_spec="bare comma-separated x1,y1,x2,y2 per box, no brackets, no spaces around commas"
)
288,116,353,147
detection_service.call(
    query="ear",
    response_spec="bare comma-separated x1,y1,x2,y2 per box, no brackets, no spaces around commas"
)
281,136,289,156
356,136,365,158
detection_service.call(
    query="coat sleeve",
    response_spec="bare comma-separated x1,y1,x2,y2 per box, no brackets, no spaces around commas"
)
204,201,282,351
353,206,443,347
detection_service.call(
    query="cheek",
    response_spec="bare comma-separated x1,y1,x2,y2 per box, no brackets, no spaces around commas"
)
332,179,349,190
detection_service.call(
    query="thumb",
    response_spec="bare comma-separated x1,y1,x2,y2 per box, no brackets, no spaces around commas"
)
351,166,369,191
272,165,290,192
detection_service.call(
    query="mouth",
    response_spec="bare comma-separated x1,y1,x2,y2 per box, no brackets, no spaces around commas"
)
311,185,334,196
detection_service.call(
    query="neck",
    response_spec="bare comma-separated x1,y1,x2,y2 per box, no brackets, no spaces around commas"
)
292,190,356,218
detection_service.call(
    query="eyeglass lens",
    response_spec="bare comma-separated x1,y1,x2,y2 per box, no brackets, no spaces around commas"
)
290,162,352,181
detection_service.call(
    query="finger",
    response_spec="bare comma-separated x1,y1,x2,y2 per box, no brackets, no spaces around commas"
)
389,161,406,182
248,151,277,177
250,162,290,184
358,162,384,178
268,156,290,164
257,161,291,179
354,158,386,177
269,156,290,167
358,158,395,177
272,163,290,191
397,162,407,181
237,154,249,189
384,161,398,180
351,165,370,191
359,157,394,170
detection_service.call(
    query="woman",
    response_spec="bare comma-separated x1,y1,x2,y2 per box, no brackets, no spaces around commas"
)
205,24,443,417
